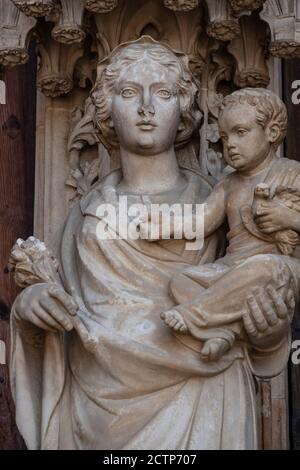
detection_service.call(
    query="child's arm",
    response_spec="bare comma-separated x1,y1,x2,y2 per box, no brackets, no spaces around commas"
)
139,180,227,241
202,179,227,237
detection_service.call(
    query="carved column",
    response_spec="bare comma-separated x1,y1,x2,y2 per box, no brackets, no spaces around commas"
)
228,13,269,87
260,0,300,59
51,0,86,44
0,0,36,66
37,28,84,97
206,0,240,42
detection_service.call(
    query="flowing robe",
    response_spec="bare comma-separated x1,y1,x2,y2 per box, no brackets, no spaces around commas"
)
10,168,291,450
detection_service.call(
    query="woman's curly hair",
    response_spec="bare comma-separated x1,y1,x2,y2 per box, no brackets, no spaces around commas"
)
91,40,202,150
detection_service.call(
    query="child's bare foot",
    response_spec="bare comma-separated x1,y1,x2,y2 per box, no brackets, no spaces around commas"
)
161,309,188,333
200,338,231,362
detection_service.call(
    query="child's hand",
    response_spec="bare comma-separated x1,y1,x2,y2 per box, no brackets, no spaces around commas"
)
254,200,300,234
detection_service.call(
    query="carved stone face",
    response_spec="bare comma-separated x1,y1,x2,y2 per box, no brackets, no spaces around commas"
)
111,58,181,156
219,103,271,172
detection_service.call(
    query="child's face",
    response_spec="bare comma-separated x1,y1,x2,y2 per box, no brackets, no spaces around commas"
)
218,103,272,172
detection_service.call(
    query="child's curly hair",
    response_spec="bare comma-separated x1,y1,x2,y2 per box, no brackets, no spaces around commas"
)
220,88,288,150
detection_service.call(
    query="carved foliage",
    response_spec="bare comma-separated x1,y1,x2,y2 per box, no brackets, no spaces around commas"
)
206,0,240,42
228,14,269,87
0,0,36,66
269,41,300,59
85,0,119,13
51,0,86,44
229,0,267,14
260,0,300,59
163,0,199,12
12,0,60,18
37,30,84,96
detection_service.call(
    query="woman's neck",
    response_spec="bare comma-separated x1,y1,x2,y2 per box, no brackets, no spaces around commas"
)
118,147,185,194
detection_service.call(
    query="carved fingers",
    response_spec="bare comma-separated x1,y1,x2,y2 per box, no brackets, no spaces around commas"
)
243,282,293,347
48,285,78,315
255,202,298,233
286,286,296,313
39,298,74,331
14,283,76,333
31,303,70,332
265,285,288,319
243,291,269,337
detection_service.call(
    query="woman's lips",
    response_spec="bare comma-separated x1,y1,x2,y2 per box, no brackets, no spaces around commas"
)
137,121,157,131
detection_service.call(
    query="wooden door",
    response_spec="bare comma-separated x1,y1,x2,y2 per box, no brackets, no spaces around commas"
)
0,43,36,450
283,58,300,450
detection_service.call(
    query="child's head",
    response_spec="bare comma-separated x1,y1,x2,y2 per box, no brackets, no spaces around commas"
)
218,88,287,172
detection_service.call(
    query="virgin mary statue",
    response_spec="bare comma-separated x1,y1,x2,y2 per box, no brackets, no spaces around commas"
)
9,37,293,450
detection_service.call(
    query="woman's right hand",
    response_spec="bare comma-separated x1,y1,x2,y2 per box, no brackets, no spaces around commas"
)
14,283,77,332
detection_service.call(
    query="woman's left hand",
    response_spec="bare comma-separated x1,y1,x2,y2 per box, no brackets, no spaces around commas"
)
242,280,295,349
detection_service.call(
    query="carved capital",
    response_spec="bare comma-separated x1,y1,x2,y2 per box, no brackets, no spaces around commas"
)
0,47,29,66
228,14,269,88
207,20,240,42
269,41,300,59
52,25,86,44
51,0,86,44
37,72,73,97
260,1,300,59
0,1,36,67
37,27,84,96
206,1,240,42
229,0,267,14
234,69,269,87
12,0,59,18
163,0,199,12
85,0,119,13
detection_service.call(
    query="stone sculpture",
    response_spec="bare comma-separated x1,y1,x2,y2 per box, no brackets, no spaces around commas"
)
159,88,300,363
9,37,298,450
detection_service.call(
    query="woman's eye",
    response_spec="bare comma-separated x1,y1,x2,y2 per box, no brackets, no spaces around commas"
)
237,129,247,136
121,88,137,98
156,89,171,99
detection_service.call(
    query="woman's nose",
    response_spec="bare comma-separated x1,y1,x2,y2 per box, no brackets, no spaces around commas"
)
138,89,155,118
138,104,155,118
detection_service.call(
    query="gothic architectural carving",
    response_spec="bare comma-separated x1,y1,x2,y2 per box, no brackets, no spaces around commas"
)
51,0,86,44
1,0,298,452
12,0,60,18
0,48,29,67
228,13,270,87
163,0,199,11
37,30,84,96
85,0,118,13
206,0,240,42
0,0,36,66
260,0,300,59
9,38,300,451
229,0,267,14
